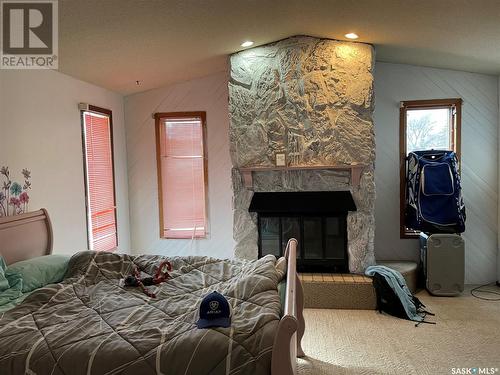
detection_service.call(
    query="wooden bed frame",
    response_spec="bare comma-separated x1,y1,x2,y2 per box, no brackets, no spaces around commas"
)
0,209,53,265
0,209,305,375
272,238,306,375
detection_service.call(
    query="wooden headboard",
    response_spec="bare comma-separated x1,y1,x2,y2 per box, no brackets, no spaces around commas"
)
0,209,53,265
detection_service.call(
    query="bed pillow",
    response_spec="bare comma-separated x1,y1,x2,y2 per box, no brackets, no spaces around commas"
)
0,271,24,308
5,254,70,293
0,256,10,292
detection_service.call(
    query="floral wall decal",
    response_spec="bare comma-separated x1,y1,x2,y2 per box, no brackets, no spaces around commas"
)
0,166,32,217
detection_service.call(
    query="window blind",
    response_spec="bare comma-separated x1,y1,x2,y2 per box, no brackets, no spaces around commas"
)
158,115,207,239
83,111,117,251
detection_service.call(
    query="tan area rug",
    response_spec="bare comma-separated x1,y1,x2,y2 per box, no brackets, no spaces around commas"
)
298,286,500,375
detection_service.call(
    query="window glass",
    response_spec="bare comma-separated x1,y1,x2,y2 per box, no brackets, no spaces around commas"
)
406,108,451,152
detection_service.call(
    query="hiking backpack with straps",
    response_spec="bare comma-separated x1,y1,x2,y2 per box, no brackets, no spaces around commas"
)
405,150,465,233
371,272,435,326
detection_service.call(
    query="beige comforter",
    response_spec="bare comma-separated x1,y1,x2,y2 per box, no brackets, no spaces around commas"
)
0,251,282,375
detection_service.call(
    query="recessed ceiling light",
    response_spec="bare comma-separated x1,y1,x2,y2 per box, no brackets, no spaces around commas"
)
241,41,254,48
344,33,359,40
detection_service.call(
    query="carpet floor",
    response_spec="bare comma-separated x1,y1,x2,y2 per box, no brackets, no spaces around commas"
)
298,285,500,375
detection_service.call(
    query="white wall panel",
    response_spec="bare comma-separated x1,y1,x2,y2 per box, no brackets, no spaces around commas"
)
124,71,235,258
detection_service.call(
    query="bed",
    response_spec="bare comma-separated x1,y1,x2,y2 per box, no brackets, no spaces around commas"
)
0,209,305,375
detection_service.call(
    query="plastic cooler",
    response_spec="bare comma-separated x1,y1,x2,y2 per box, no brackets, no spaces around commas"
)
420,233,464,296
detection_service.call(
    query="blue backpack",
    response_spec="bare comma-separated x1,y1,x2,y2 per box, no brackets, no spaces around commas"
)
405,150,465,233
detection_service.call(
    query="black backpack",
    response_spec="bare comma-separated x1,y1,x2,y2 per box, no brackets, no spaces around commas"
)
372,273,435,326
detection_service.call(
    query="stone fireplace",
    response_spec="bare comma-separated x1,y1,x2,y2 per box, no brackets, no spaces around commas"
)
228,36,376,273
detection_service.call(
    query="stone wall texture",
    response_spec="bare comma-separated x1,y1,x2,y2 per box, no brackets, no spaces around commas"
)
228,36,376,273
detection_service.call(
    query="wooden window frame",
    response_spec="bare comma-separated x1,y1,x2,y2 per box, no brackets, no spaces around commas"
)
399,98,462,239
154,111,209,239
80,105,118,250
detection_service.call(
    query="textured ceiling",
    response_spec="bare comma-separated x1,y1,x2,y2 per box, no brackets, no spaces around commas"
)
58,0,500,95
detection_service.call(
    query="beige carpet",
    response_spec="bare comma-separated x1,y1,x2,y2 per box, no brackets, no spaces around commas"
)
298,286,500,375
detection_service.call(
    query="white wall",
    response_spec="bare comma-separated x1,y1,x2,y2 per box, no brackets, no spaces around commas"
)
498,75,500,284
374,62,499,284
0,69,130,255
124,71,234,258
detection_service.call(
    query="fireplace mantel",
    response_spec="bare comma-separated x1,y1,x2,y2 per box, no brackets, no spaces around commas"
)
239,164,366,189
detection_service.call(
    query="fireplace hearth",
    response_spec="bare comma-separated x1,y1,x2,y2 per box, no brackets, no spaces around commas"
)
249,191,357,273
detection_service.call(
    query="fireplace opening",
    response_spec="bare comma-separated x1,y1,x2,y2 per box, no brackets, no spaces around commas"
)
249,191,356,273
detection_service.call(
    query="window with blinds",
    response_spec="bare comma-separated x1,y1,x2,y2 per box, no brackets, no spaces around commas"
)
155,112,208,239
82,107,118,251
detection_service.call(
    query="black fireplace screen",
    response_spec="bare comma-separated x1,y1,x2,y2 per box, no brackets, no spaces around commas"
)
249,191,356,273
258,214,348,272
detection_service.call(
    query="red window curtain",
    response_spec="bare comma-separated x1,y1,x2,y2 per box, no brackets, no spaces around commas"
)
83,112,117,251
159,116,207,238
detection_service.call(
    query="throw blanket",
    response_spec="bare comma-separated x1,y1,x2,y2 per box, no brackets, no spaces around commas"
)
365,265,424,322
0,251,283,375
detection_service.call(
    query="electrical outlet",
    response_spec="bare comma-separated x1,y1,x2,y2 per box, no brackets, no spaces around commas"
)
275,153,286,166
